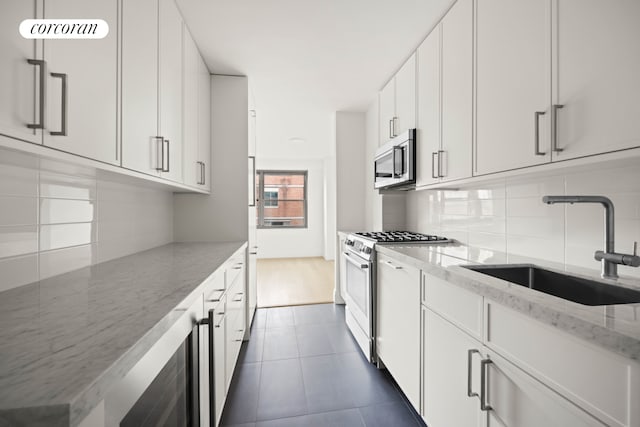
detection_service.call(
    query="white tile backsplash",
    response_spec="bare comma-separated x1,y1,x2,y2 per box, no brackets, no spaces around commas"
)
0,197,38,226
0,254,38,292
40,199,96,224
406,163,640,279
40,223,96,251
0,226,38,258
0,147,174,292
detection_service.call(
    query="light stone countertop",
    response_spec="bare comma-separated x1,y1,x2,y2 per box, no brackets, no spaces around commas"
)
0,241,247,427
376,242,640,362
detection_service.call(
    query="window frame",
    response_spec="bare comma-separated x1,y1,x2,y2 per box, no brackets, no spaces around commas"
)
256,170,308,229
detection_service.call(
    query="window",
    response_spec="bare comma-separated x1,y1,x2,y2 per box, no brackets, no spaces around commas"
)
256,170,307,228
264,190,278,208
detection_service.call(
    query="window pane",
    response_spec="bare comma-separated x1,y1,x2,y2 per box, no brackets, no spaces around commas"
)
262,201,306,227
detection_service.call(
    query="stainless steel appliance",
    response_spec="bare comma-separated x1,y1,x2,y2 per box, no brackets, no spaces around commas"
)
342,231,450,364
374,129,416,190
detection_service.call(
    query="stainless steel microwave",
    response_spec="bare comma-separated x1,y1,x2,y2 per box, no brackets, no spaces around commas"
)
374,128,416,190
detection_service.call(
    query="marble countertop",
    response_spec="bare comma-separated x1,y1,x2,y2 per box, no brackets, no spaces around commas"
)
376,242,640,362
0,241,246,427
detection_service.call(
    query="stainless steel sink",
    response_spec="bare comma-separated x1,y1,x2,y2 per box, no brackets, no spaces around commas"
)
462,264,640,306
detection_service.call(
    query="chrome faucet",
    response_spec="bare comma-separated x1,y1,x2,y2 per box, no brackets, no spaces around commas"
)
542,195,640,279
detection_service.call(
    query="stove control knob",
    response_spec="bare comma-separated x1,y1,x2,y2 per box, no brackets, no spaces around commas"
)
364,247,372,254
346,240,354,246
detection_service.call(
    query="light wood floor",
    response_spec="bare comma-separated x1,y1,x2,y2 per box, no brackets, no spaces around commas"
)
257,257,335,308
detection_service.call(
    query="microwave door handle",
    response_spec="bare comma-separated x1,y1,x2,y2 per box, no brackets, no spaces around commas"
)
392,146,404,177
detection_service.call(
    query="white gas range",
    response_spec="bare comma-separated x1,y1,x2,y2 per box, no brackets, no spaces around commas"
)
342,231,451,364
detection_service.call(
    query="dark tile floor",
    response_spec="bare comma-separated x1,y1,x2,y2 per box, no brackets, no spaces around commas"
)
220,304,425,427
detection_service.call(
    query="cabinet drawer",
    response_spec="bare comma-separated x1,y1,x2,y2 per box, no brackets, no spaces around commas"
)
225,257,244,289
203,270,226,302
422,272,483,340
376,253,421,411
485,301,640,427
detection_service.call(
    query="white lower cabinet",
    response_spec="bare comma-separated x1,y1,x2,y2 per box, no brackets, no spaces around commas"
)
483,348,605,427
418,267,640,427
421,300,604,427
376,253,421,411
422,306,484,427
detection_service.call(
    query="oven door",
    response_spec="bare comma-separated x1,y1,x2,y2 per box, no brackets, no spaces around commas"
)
342,250,372,337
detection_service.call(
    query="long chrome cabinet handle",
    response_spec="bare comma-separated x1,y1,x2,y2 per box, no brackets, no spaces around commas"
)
155,136,164,171
438,150,445,178
163,139,170,172
392,116,398,137
49,72,67,136
389,119,393,139
534,111,546,155
467,349,480,398
27,59,46,130
480,358,493,411
431,152,439,179
201,162,206,185
249,156,256,207
196,161,203,185
551,104,564,152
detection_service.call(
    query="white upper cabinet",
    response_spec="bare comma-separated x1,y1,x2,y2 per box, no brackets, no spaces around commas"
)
0,1,41,145
122,0,183,182
378,78,395,145
440,0,472,182
121,0,160,176
416,0,472,186
42,0,118,165
552,0,640,160
183,27,200,188
416,27,441,187
158,0,183,183
475,0,551,175
379,54,416,146
394,54,416,136
197,53,211,192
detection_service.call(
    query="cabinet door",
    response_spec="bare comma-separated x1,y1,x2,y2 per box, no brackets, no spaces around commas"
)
0,1,41,144
158,0,183,182
182,27,199,188
197,54,211,191
378,78,395,145
552,0,640,160
475,0,551,175
416,27,440,187
394,53,416,136
121,0,160,176
422,307,483,427
43,0,118,165
376,254,421,411
485,349,605,427
440,0,472,182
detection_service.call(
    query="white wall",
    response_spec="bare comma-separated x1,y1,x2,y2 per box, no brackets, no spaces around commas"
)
0,148,173,293
405,161,640,279
254,99,335,259
174,75,249,243
364,100,382,230
256,158,326,259
335,112,366,232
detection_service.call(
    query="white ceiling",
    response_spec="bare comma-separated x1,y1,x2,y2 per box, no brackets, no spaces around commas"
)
176,0,455,113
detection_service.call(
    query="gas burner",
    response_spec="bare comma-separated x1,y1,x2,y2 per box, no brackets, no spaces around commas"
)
354,231,450,244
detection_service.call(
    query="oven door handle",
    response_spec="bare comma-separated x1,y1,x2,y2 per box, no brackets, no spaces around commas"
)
343,252,370,269
197,309,215,427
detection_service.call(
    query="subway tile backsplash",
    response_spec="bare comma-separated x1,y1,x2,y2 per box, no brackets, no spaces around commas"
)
406,162,640,279
0,148,173,292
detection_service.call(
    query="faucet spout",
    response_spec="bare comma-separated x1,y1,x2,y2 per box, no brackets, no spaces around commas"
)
542,195,616,279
